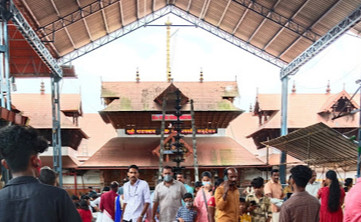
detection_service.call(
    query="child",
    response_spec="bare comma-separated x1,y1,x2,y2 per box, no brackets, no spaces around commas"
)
77,199,93,222
176,193,197,222
239,197,252,222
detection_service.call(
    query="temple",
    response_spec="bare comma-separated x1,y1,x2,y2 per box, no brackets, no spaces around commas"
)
79,80,266,187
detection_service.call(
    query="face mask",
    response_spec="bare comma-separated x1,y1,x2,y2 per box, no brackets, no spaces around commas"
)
202,181,211,186
185,201,193,207
163,175,173,182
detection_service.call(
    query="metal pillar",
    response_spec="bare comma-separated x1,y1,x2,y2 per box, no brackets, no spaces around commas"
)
158,97,167,180
279,76,289,185
190,99,199,181
51,75,63,187
0,0,11,110
357,83,361,178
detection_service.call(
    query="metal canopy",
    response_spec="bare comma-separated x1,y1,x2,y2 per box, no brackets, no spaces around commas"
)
11,0,361,68
262,122,358,168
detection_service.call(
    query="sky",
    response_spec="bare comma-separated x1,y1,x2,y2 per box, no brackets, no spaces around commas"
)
14,15,361,113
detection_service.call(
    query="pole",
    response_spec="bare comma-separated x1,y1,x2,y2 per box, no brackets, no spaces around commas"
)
0,6,4,108
3,20,10,110
190,100,199,181
279,76,289,185
51,76,63,187
357,82,361,177
158,97,167,180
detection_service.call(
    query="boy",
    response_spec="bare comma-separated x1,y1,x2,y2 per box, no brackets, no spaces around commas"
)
240,198,252,222
176,193,197,222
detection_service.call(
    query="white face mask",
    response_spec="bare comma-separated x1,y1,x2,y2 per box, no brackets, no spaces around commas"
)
185,201,193,207
163,174,173,182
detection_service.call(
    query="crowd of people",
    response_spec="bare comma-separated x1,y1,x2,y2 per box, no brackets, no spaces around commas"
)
0,125,361,222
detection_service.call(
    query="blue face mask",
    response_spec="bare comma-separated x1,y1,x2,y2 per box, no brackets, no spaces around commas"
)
202,181,211,186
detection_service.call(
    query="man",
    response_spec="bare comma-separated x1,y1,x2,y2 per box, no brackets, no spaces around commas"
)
214,167,240,222
246,177,272,222
344,176,361,222
38,166,57,186
264,169,284,222
152,166,187,222
176,172,194,195
305,170,321,197
100,181,119,221
279,165,320,222
122,165,151,222
0,125,81,222
88,186,97,196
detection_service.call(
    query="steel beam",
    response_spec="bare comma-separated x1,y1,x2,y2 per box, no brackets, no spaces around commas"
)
152,0,156,13
37,0,121,39
9,1,62,78
76,0,94,41
186,0,192,11
99,0,110,34
217,0,231,27
280,4,361,78
51,75,63,187
231,1,252,35
50,0,76,49
119,0,124,25
136,0,139,19
231,0,320,42
279,76,289,185
247,0,282,43
0,17,11,110
199,0,211,20
263,0,311,51
58,6,171,65
277,0,341,59
170,6,286,68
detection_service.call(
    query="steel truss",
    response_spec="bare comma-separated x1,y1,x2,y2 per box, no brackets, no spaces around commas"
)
281,4,361,79
0,0,11,110
170,6,287,68
232,0,321,42
37,0,122,40
9,1,62,78
57,3,288,68
51,75,63,187
58,6,171,65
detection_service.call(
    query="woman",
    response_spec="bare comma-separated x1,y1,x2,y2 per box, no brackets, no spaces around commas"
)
317,170,345,222
207,178,224,222
344,178,353,192
77,200,93,222
194,171,213,222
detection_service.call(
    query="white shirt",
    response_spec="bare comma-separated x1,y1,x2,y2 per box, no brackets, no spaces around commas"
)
123,179,151,221
91,197,101,207
305,181,321,197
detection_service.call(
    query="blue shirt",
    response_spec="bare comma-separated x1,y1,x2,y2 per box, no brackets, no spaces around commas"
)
176,206,197,222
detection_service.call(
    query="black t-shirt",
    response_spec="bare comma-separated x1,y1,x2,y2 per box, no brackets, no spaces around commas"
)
0,176,82,222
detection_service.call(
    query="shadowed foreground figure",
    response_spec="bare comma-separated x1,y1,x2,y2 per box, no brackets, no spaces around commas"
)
279,165,320,222
0,125,81,222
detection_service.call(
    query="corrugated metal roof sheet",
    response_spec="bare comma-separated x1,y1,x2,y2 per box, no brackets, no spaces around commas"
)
11,0,361,65
262,122,358,167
